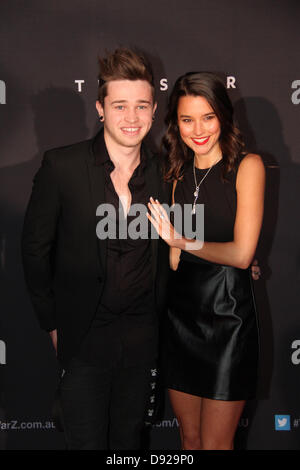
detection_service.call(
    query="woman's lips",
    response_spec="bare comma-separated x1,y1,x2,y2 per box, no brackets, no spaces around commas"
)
191,136,210,146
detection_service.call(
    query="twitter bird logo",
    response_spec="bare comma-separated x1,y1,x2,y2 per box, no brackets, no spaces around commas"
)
275,415,291,431
278,418,287,427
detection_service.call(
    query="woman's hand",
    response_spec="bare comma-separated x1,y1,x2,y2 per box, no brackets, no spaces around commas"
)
147,197,183,248
251,259,261,280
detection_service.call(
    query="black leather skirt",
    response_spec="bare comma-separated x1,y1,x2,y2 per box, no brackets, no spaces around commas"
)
164,259,259,400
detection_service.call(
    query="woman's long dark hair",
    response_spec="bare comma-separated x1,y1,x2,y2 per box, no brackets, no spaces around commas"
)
163,72,245,182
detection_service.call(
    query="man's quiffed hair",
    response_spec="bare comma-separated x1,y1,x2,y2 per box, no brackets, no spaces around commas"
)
98,47,155,105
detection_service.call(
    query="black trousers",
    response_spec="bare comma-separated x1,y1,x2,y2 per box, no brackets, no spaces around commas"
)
59,356,154,450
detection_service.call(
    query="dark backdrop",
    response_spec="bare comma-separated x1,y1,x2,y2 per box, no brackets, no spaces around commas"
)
0,0,299,450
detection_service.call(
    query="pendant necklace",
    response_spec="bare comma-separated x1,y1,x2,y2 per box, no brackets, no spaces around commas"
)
192,156,221,214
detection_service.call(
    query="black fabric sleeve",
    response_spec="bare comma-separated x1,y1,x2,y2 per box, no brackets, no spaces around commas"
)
21,151,60,332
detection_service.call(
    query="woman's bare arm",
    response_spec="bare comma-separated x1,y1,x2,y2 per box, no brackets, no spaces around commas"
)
148,154,265,270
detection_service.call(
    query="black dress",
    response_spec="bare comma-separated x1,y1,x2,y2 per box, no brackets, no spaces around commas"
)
165,158,259,400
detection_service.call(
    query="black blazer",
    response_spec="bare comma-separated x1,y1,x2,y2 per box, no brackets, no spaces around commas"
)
21,131,171,368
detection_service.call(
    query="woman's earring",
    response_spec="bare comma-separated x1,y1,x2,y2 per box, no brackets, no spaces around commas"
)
99,115,104,122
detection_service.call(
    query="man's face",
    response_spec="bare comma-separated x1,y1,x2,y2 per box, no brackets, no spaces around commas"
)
96,80,156,150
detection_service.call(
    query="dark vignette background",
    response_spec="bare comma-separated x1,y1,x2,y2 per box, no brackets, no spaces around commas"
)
0,0,299,450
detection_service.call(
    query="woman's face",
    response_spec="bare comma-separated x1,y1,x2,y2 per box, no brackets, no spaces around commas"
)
177,95,221,161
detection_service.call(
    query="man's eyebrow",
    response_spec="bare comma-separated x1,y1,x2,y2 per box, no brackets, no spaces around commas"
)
111,100,127,104
110,99,152,105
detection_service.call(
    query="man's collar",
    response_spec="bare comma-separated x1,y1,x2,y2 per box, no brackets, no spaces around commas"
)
91,127,153,170
92,128,111,166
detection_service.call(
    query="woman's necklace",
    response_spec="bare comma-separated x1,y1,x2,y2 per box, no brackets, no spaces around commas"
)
192,156,221,214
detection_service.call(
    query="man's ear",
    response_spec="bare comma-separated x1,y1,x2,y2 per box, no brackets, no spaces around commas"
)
153,101,157,115
96,100,104,119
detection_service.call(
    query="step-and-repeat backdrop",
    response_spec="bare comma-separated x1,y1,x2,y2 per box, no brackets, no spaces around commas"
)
0,0,299,450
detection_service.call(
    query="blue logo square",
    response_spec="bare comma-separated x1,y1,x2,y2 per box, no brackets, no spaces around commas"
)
275,415,291,431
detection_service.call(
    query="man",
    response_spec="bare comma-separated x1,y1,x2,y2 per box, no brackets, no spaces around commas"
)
21,48,170,450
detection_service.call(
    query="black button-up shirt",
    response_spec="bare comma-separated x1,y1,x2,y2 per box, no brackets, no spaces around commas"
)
78,131,157,368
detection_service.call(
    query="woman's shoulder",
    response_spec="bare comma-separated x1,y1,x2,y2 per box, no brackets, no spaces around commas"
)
236,153,266,187
238,153,265,169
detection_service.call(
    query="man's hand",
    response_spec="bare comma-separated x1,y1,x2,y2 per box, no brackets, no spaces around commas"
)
49,329,57,354
251,259,261,281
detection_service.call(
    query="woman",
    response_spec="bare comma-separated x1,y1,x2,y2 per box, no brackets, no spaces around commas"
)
147,72,265,450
